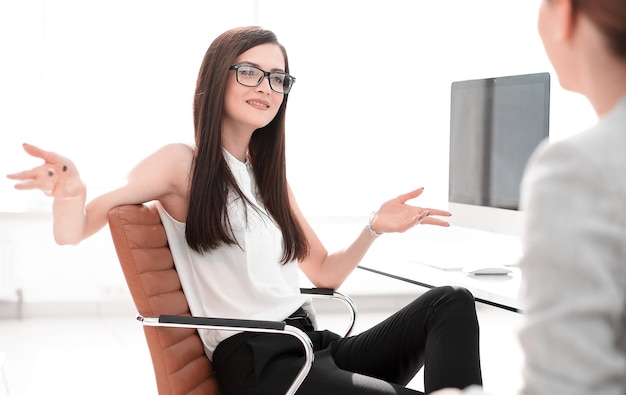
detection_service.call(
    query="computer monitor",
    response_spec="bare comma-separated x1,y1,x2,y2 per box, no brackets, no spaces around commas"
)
447,72,550,237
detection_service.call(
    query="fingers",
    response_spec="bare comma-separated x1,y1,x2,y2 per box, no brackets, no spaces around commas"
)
22,143,67,166
6,144,71,196
411,210,430,225
8,165,59,195
421,215,450,227
409,208,451,228
6,168,37,180
424,208,452,217
395,187,424,203
376,187,454,231
22,143,50,160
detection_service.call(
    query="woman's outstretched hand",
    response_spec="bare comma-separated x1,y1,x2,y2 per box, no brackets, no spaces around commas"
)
6,143,85,199
369,187,451,234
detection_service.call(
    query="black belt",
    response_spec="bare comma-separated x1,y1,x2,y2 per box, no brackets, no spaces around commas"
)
284,307,314,332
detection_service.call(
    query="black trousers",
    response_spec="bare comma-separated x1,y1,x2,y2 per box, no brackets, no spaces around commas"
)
213,286,483,395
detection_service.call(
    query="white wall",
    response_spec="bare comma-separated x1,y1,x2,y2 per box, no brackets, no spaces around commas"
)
266,0,596,215
0,0,597,307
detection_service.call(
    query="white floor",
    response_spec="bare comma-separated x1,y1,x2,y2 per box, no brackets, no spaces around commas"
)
0,293,523,395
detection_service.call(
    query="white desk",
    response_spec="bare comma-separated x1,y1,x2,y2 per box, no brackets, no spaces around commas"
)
309,217,524,312
358,260,522,312
357,224,523,312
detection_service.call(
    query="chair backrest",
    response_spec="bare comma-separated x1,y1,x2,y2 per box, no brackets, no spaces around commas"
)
108,203,219,395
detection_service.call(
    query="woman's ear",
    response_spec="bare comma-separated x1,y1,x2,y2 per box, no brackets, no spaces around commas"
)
554,0,576,42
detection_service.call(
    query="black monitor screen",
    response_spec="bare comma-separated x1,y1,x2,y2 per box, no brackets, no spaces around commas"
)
448,72,550,210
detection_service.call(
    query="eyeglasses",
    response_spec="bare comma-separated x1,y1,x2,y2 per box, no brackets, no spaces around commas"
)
229,64,296,94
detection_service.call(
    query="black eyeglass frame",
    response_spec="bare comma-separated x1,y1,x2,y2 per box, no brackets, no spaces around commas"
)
229,64,296,94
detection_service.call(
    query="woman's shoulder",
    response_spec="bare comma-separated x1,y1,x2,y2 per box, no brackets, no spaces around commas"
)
147,144,194,220
532,118,624,179
156,142,195,158
149,143,195,171
154,143,195,180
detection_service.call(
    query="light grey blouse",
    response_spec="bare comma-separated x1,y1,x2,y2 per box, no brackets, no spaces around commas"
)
464,95,626,395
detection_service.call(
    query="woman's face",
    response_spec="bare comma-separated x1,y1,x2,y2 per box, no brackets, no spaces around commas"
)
223,43,286,134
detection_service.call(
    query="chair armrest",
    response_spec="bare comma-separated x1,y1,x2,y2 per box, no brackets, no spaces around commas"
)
300,288,357,337
299,287,334,296
138,314,313,395
158,315,286,330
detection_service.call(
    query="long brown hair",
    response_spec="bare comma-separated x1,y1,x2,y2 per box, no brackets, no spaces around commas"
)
186,26,308,264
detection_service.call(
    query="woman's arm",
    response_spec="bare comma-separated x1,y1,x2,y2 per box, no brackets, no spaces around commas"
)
7,143,192,245
292,186,451,289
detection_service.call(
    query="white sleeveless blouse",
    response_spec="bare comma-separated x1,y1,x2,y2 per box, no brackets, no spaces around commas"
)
156,150,312,360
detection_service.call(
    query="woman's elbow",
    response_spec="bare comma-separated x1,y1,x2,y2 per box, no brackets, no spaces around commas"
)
53,233,82,246
309,276,345,291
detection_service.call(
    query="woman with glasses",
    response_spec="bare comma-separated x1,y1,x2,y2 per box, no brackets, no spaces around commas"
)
7,26,482,395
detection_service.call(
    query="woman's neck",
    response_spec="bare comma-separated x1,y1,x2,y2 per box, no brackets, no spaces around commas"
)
222,133,252,163
585,69,626,117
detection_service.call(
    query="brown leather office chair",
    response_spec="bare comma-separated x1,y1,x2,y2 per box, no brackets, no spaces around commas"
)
107,203,356,395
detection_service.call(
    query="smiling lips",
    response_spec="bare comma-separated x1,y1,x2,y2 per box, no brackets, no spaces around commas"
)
247,99,270,109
